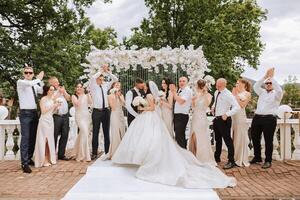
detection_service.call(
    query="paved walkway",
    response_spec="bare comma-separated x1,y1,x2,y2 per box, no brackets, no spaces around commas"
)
0,157,299,199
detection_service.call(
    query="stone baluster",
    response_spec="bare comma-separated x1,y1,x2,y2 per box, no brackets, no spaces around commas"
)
272,125,281,160
280,122,292,160
0,126,5,160
4,125,16,160
16,124,21,160
292,124,300,160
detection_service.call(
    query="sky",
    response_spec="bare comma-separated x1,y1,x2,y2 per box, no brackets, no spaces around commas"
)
86,0,300,84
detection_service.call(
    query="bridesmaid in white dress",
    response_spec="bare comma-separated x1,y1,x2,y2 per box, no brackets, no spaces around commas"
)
107,81,126,158
232,79,252,167
71,83,92,162
35,85,59,168
189,79,217,166
160,78,174,137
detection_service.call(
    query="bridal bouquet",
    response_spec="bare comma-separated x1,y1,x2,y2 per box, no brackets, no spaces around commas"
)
158,90,165,98
55,97,64,104
132,96,147,107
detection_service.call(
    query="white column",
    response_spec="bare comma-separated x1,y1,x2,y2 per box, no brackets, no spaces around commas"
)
272,125,281,160
292,124,300,160
280,123,292,160
0,126,5,160
4,126,16,160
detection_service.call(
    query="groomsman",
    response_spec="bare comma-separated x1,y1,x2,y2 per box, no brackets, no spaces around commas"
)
212,78,240,169
49,76,71,161
125,78,145,126
170,76,192,149
250,68,283,169
89,64,118,159
17,65,44,173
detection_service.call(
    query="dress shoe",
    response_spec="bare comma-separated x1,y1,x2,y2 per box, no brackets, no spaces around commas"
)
22,165,32,173
250,158,262,164
262,162,272,169
214,156,221,163
28,159,35,166
58,156,70,161
223,162,237,170
91,154,98,160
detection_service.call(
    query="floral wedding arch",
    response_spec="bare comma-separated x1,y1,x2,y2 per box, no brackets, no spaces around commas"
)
81,45,215,87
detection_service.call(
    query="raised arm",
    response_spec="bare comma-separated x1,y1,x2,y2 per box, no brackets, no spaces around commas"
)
106,72,118,89
253,78,265,96
71,95,80,107
125,90,138,117
17,79,41,88
272,79,283,101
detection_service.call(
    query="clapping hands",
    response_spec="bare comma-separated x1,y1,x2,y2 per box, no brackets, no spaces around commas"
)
36,71,44,80
264,68,275,79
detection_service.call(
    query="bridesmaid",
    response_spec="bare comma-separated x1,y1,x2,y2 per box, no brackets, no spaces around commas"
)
189,79,216,166
232,79,252,167
34,85,59,168
160,77,174,137
108,81,126,158
71,83,92,162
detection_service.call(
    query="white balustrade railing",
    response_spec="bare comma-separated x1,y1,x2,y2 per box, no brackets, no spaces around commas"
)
0,115,300,161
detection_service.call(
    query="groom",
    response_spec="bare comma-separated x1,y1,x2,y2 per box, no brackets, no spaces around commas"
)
125,78,145,126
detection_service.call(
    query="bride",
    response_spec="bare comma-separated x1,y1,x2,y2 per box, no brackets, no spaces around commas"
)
112,81,236,189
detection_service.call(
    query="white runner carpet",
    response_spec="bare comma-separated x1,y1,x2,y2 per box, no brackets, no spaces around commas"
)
62,159,220,200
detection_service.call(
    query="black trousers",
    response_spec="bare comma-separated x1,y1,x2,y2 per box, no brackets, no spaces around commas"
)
19,109,39,165
92,108,110,154
250,114,277,162
213,117,235,162
127,114,135,127
174,113,189,149
54,114,69,158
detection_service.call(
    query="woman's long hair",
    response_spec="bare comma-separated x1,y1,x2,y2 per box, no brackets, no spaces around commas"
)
162,77,173,99
42,85,51,97
238,79,252,92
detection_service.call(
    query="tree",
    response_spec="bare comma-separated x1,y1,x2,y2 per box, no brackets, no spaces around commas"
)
124,0,266,87
0,0,117,118
282,75,300,109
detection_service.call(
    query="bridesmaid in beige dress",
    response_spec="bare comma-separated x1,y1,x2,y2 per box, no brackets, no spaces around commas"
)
232,79,252,167
35,85,59,168
71,83,92,162
108,81,126,158
160,78,174,137
189,79,216,166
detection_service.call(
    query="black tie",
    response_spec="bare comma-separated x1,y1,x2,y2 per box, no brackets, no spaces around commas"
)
100,85,105,109
214,91,221,116
32,86,38,106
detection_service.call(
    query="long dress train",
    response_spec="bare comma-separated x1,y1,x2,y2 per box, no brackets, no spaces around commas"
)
112,96,236,189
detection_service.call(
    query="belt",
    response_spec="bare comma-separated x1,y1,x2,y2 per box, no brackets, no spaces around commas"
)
215,116,231,119
53,113,69,117
20,109,37,112
255,114,275,118
93,108,108,112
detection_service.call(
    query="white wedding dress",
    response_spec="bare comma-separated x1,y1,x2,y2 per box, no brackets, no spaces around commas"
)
112,84,236,189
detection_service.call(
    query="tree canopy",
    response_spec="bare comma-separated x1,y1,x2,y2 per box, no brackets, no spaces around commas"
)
124,0,266,86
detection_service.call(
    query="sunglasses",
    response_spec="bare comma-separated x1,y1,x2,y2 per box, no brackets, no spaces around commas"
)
265,82,272,85
24,71,33,75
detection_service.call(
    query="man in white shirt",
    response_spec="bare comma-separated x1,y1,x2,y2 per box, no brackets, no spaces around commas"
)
250,68,283,169
89,64,118,159
125,78,145,126
49,76,71,161
170,76,192,149
212,78,240,169
17,65,44,173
